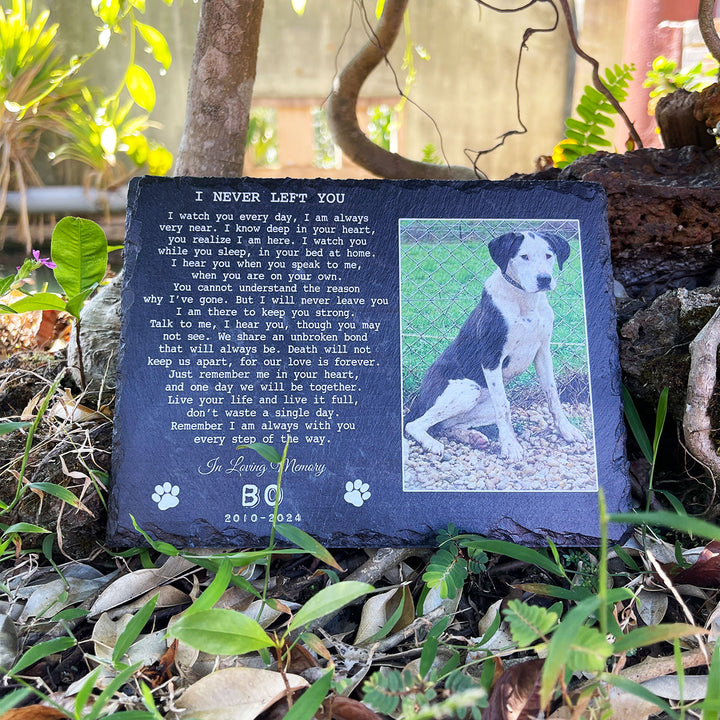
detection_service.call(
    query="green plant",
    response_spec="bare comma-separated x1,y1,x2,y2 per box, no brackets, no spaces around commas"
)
553,63,635,168
0,0,174,247
0,216,108,386
623,386,668,511
644,55,719,105
422,523,487,599
0,0,86,247
246,107,279,167
51,88,173,186
166,445,373,660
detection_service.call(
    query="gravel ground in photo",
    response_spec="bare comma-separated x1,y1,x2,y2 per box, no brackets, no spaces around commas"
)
403,402,596,492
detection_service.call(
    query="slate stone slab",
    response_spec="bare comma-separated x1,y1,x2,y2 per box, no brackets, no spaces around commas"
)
108,177,630,547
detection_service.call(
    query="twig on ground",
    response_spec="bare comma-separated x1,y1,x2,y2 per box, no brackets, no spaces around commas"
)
345,547,424,586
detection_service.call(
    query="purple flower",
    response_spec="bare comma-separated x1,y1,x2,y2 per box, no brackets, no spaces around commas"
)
32,249,57,269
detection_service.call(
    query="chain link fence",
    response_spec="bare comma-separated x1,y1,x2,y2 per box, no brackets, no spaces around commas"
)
399,218,590,407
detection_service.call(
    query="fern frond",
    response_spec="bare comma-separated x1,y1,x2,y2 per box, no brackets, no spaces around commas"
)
553,63,634,168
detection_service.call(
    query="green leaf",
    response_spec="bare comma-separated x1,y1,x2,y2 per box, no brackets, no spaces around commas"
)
130,515,179,555
0,422,30,436
504,599,559,647
168,608,273,655
653,387,669,458
183,558,232,615
0,276,15,296
65,286,97,319
284,670,332,720
135,21,172,69
423,547,467,599
86,663,143,720
623,386,653,463
0,690,33,715
541,595,601,705
565,117,588,133
27,482,86,509
126,64,156,112
3,292,66,313
288,581,374,632
613,623,705,655
51,217,108,299
462,538,565,577
113,594,159,666
9,636,75,675
75,666,104,718
566,625,612,673
702,638,720,719
610,510,720,541
275,523,343,571
239,442,282,463
51,607,90,622
2,522,51,536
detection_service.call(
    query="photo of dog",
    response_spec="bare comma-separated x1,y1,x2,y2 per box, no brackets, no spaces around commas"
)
400,221,597,492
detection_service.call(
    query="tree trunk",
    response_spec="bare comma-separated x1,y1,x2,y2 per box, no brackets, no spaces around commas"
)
174,0,264,177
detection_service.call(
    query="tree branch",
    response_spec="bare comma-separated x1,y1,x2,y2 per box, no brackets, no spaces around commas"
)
699,0,720,67
556,0,643,149
327,0,477,180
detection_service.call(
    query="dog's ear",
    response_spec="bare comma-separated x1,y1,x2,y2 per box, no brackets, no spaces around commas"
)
488,232,524,272
544,234,571,269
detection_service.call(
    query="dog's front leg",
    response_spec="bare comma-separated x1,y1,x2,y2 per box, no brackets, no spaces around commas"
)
483,366,523,461
534,343,586,444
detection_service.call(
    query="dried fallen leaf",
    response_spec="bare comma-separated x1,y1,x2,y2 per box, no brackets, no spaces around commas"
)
636,588,668,626
0,614,18,669
0,706,67,720
51,388,110,423
173,667,308,720
484,658,543,720
672,541,720,587
355,586,413,644
324,695,383,720
89,556,195,617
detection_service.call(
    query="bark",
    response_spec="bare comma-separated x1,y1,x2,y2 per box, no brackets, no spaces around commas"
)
174,0,264,177
655,89,717,149
326,0,477,180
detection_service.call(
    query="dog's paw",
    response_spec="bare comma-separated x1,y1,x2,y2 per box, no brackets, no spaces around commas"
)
152,482,180,510
500,438,524,462
344,480,371,507
558,422,587,444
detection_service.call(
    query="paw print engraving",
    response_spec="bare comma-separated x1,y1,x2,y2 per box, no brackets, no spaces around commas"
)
344,479,371,507
152,482,180,510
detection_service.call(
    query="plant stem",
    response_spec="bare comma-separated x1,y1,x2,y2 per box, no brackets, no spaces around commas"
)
258,439,291,621
598,488,608,638
4,371,65,517
74,320,86,389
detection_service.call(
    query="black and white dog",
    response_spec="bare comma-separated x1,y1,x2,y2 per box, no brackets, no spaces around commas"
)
404,231,586,462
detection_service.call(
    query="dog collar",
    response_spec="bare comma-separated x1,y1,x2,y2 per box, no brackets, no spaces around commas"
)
502,272,525,291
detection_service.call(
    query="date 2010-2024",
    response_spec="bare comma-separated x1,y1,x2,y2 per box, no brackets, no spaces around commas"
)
224,512,302,524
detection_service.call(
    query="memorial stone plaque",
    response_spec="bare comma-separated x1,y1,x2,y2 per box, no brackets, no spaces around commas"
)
108,177,630,547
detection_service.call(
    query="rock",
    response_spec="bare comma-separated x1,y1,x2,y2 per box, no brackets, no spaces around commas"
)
67,275,122,391
619,285,720,419
559,147,720,299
